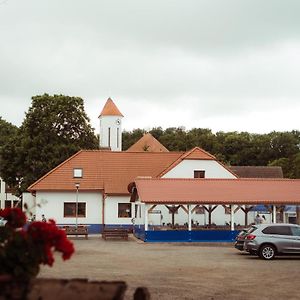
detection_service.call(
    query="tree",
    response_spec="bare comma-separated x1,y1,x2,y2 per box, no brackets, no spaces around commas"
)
0,117,18,148
0,94,98,194
0,117,18,165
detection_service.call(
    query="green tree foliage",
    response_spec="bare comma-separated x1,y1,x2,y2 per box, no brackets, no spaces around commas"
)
123,127,300,178
0,94,98,194
0,117,18,149
0,118,19,184
122,128,146,150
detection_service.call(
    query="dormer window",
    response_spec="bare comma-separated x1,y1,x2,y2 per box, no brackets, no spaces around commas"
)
73,168,83,178
194,170,205,178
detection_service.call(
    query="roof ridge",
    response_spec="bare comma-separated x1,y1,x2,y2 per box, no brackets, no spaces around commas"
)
181,146,216,160
135,177,300,182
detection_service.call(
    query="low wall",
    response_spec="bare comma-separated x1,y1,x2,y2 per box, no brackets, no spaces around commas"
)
134,228,240,242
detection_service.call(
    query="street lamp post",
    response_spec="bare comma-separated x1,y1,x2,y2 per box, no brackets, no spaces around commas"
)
75,183,80,229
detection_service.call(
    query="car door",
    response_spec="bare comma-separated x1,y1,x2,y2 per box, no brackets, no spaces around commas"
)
262,226,295,253
291,226,300,252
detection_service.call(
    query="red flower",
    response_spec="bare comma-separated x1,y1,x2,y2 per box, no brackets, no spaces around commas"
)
0,208,74,280
28,220,74,266
0,207,26,228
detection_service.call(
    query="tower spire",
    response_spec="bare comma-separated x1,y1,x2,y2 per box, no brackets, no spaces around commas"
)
98,98,123,151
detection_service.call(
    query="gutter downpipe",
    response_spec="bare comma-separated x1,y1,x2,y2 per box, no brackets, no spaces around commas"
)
102,192,106,232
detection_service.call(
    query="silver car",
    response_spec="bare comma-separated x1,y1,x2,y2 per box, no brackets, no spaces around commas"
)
244,223,300,260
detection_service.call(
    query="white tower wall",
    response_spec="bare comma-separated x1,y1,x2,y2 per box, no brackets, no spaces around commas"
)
99,115,122,151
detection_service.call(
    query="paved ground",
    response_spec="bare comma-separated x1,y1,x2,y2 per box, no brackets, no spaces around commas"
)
39,235,300,300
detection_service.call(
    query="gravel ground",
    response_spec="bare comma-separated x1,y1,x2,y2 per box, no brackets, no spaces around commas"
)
39,235,300,300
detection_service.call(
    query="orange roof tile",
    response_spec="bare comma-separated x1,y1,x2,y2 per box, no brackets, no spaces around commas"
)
99,98,124,117
28,151,183,194
134,178,300,205
182,147,216,160
126,133,169,152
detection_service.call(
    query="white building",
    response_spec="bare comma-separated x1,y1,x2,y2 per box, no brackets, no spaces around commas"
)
0,177,20,210
25,98,285,234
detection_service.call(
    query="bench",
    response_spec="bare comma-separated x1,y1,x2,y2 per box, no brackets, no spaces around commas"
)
63,226,88,239
102,228,129,240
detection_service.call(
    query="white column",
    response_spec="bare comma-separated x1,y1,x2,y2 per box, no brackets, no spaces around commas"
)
132,203,136,220
273,205,276,223
188,205,192,231
230,204,235,231
144,204,149,231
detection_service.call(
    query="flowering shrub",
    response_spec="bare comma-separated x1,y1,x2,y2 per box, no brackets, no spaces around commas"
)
0,208,74,281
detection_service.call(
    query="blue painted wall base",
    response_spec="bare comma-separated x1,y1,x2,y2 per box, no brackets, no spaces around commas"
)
133,227,239,242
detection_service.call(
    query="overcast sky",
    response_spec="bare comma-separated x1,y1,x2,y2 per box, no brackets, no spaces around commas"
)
0,0,299,134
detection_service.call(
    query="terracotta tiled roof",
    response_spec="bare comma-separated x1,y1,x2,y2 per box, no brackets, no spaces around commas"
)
134,178,300,205
99,98,124,117
126,133,169,152
228,166,283,178
28,151,182,194
182,147,216,160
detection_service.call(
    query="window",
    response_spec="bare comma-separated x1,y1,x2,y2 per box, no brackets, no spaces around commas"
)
117,128,119,148
73,168,83,178
118,203,131,218
194,170,205,178
5,200,11,208
291,226,300,236
64,202,86,217
108,127,111,148
262,226,292,236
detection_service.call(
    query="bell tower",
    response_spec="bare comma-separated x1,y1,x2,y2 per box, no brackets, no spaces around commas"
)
98,98,123,151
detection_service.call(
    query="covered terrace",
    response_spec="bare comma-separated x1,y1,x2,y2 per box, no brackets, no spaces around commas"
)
130,178,300,242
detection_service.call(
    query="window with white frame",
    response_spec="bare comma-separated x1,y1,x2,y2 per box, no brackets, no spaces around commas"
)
73,168,83,178
118,203,131,218
64,202,86,217
194,170,205,178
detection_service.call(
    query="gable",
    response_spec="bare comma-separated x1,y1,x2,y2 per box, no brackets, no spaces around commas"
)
162,159,237,179
158,147,236,179
126,133,169,152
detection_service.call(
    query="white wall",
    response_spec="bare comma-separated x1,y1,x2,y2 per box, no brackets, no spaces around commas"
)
163,160,236,179
34,191,102,224
0,177,20,209
99,115,122,151
105,195,134,225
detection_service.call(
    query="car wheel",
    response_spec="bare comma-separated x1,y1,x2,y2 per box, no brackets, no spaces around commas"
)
259,244,276,260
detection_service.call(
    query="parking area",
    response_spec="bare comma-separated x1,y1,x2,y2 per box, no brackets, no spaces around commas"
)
39,235,300,300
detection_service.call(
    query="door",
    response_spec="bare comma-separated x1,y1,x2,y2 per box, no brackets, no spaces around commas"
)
291,226,300,252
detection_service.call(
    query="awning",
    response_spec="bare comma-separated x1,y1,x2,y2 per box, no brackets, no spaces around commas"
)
132,178,300,205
